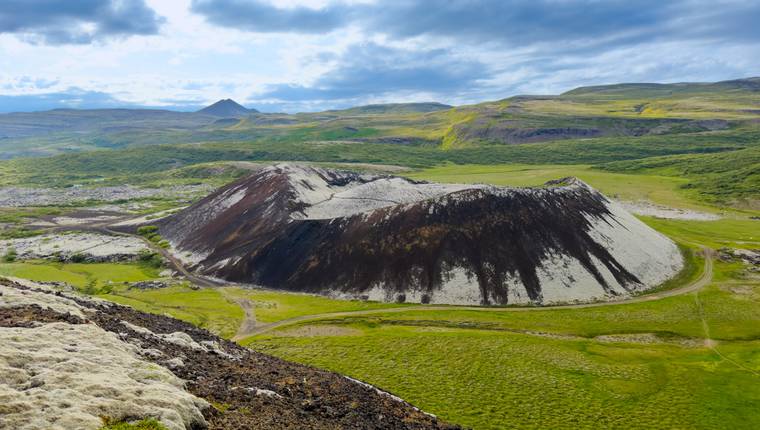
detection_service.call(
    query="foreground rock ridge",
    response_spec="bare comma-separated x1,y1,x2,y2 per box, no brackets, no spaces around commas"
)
158,164,683,305
0,278,458,430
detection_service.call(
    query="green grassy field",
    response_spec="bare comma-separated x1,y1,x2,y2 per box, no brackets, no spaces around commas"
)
0,261,158,288
223,288,405,324
406,163,714,211
102,285,244,339
640,217,760,249
233,164,760,429
244,259,760,430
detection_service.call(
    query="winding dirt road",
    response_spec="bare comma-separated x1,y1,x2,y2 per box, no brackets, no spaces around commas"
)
244,248,714,337
52,217,715,342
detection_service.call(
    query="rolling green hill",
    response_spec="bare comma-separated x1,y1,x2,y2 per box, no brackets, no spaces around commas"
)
1,78,759,206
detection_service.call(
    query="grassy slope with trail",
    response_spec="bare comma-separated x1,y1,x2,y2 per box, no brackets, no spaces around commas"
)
245,253,759,430
237,166,760,430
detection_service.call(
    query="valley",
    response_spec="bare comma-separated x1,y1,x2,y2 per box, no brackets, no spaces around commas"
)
1,78,759,430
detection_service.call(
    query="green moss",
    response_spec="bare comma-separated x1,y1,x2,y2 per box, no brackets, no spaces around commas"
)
224,287,407,323
99,417,167,430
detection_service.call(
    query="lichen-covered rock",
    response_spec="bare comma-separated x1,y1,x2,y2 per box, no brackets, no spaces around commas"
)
0,232,147,262
0,278,459,430
0,283,208,430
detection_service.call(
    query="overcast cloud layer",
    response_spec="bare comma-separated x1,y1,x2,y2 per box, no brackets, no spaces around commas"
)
0,0,758,113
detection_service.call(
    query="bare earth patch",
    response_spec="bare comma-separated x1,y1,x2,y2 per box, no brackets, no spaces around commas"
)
272,324,364,338
618,200,721,221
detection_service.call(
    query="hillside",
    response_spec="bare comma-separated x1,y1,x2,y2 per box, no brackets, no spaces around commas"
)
197,99,257,117
149,164,682,305
562,77,760,98
0,277,459,429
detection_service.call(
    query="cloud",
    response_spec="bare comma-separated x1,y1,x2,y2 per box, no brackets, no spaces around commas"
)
190,0,760,47
191,0,347,34
0,0,165,44
0,87,134,113
2,1,760,113
252,43,486,110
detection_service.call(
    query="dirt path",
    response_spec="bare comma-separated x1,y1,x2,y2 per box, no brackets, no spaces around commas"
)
694,288,759,376
245,248,715,338
218,289,258,341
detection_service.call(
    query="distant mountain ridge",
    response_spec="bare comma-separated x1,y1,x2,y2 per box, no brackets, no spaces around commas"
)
562,77,760,98
328,102,453,115
1,76,759,160
196,99,258,117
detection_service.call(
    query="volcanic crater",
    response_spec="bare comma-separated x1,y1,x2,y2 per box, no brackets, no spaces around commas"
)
156,164,683,305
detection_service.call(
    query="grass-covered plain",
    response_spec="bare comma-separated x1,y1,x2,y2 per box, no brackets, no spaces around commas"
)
406,163,714,211
222,288,405,323
99,284,405,338
639,216,760,249
245,259,760,430
0,260,159,289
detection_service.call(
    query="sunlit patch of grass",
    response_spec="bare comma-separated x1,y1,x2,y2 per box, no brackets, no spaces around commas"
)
223,287,406,323
406,163,716,211
640,217,760,249
101,285,243,339
0,261,159,289
99,417,167,430
248,321,760,430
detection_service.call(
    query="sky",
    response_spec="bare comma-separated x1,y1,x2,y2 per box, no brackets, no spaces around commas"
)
0,0,758,113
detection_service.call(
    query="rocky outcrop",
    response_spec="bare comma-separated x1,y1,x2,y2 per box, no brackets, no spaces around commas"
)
0,278,459,429
157,164,683,305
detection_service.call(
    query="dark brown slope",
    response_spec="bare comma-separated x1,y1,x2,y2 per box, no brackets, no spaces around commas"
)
1,279,459,430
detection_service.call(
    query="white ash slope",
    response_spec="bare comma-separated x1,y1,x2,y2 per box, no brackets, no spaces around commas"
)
0,281,208,430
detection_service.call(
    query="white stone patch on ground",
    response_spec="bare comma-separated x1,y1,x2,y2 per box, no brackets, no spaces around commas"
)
0,322,208,430
0,280,86,318
618,200,721,221
302,177,480,220
111,207,186,227
50,215,122,226
120,321,240,359
0,185,210,208
121,321,206,351
345,377,406,404
589,201,684,288
0,232,147,260
231,386,283,399
170,244,211,267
